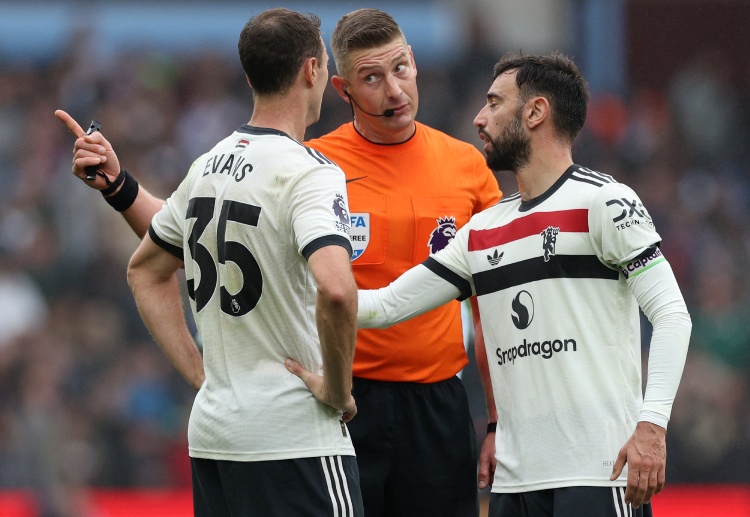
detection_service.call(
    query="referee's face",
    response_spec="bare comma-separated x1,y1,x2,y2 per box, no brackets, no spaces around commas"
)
343,37,418,132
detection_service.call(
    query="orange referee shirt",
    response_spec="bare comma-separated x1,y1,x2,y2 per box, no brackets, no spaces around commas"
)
307,122,501,383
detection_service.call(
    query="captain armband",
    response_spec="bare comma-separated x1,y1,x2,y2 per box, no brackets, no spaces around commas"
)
618,246,666,280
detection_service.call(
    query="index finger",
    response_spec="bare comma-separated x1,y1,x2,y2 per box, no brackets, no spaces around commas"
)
54,109,85,138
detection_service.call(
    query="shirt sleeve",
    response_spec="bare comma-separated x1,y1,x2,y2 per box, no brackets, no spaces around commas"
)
357,218,475,328
591,181,691,428
627,258,692,428
150,157,204,257
589,182,662,265
430,221,475,294
358,264,462,328
288,163,353,260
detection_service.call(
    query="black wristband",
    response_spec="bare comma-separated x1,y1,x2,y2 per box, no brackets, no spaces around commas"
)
487,422,497,434
103,169,139,212
99,169,126,196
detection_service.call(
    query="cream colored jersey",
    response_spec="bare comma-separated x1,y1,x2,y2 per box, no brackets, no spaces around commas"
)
430,165,665,491
358,164,689,493
150,125,355,461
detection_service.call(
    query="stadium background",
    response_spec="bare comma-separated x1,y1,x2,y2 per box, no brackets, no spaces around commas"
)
0,0,748,515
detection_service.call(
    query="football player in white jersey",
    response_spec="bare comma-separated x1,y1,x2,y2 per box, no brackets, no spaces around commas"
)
104,9,362,517
317,52,690,517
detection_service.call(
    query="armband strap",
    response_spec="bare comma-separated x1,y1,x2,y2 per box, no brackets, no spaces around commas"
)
102,169,139,212
487,422,497,434
99,169,126,196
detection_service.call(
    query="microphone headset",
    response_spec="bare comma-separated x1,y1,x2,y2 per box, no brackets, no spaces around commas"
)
345,90,395,118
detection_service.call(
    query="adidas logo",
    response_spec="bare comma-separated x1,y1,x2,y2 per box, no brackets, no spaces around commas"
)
487,249,504,266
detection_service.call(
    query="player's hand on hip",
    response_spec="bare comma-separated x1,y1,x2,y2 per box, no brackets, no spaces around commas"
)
285,358,357,423
337,395,357,423
54,109,121,188
610,421,667,509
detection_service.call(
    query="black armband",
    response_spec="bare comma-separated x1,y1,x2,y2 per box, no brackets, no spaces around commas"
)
102,169,139,212
487,422,497,434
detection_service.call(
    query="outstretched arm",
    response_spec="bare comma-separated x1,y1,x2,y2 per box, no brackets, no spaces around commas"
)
287,261,465,404
55,109,165,238
357,263,463,328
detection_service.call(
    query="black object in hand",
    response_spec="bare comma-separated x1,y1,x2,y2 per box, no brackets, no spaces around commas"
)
84,120,101,181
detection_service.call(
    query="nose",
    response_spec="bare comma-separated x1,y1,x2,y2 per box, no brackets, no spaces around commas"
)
383,74,402,99
473,107,487,129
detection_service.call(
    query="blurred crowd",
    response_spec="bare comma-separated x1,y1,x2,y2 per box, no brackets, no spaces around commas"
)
0,21,748,514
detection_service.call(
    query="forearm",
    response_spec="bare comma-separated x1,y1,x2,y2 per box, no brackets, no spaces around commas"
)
475,297,498,492
641,311,691,427
131,272,204,389
629,260,692,427
119,186,166,239
316,287,357,405
358,264,461,328
472,298,497,423
101,177,165,239
128,237,204,389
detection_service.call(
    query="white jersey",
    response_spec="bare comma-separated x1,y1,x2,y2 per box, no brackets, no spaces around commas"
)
430,165,664,492
150,125,356,462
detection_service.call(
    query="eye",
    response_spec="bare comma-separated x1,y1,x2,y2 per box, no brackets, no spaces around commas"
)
394,63,406,74
364,74,377,84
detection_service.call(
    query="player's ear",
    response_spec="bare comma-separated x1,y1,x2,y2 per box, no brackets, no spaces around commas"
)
331,75,350,103
302,56,318,87
526,96,549,130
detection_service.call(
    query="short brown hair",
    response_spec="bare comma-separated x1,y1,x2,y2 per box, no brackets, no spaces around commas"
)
330,8,405,76
493,52,589,142
238,8,323,95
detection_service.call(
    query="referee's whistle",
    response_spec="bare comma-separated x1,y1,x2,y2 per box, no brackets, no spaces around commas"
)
84,120,101,181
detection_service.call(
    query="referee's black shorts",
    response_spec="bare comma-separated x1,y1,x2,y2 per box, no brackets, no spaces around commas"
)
191,455,363,517
489,487,654,517
348,375,479,517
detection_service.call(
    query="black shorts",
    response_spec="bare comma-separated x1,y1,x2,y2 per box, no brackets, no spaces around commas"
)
489,487,654,517
191,455,363,517
347,375,478,517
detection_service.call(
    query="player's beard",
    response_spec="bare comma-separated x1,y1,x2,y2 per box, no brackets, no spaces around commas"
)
484,109,531,173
